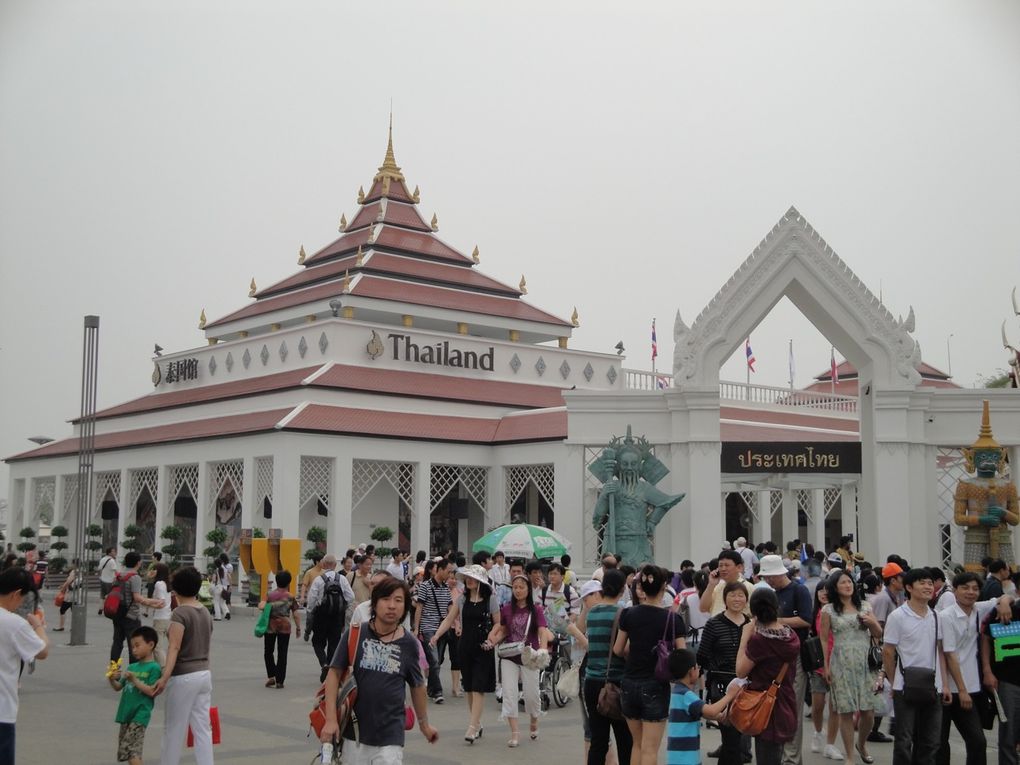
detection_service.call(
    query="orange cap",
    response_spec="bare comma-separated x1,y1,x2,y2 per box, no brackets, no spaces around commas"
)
881,562,903,578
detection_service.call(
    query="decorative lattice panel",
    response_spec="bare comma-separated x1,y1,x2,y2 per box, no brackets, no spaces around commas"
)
92,471,121,514
505,464,555,514
823,488,841,520
130,468,158,509
352,459,414,510
300,457,333,511
255,456,274,507
430,465,488,513
168,464,199,506
796,489,812,524
770,491,783,519
936,448,969,569
739,491,759,523
210,461,243,503
583,447,606,566
32,476,56,524
61,475,79,521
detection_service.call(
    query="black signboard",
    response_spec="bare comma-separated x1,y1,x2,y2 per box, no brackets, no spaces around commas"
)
721,442,861,474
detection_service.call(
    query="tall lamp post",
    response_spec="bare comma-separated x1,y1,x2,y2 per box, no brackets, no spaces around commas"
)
947,333,954,377
70,315,100,646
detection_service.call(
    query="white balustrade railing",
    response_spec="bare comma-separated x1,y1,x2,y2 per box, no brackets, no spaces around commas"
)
623,370,857,413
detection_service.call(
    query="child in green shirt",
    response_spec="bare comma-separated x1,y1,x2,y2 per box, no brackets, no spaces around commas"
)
108,626,162,765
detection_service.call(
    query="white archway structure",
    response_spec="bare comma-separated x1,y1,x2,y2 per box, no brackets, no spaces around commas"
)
666,206,928,562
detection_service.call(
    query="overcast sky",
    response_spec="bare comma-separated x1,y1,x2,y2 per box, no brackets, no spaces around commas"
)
2,1,1019,504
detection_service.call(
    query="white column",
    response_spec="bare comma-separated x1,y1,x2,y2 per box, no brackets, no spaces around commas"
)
812,488,825,552
331,453,353,555
53,477,66,532
154,465,169,552
274,448,301,538
414,460,432,557
781,489,798,547
195,462,210,568
560,446,585,566
116,468,130,554
24,478,37,531
752,490,770,548
841,483,858,542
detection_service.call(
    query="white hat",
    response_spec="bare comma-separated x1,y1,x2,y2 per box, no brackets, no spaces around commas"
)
455,564,490,586
757,555,789,577
735,536,748,548
721,540,733,550
786,559,801,572
579,580,603,599
827,553,845,566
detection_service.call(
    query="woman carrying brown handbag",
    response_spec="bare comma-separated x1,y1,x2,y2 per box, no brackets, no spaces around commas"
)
735,587,800,765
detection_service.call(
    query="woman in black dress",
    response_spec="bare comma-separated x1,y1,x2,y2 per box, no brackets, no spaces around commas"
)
431,564,501,744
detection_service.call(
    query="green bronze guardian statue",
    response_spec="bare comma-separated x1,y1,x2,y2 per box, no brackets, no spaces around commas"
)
954,400,1019,572
590,426,685,567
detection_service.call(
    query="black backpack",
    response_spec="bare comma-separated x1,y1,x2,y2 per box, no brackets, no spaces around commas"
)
315,573,346,626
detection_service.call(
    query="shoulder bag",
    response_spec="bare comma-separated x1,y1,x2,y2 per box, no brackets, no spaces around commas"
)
654,609,678,682
597,608,624,720
253,602,273,638
729,659,790,736
497,611,531,659
801,633,824,673
898,610,939,704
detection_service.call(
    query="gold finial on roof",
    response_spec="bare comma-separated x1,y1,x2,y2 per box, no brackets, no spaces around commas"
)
339,213,347,232
472,245,480,264
430,213,438,232
971,399,1002,450
367,226,377,244
412,185,420,203
571,307,580,327
519,275,528,294
342,269,352,294
373,111,405,183
249,278,257,298
355,245,364,267
198,309,206,329
297,245,306,265
357,186,365,204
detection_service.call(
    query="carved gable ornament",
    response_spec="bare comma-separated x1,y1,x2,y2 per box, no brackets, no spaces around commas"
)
672,206,922,391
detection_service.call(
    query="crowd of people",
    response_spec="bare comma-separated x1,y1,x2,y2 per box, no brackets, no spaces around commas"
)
7,535,1020,765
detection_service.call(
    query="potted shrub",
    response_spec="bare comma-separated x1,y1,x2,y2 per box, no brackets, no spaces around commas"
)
17,527,37,553
305,525,327,561
204,528,228,571
160,525,183,569
48,525,69,573
121,524,143,551
371,526,394,566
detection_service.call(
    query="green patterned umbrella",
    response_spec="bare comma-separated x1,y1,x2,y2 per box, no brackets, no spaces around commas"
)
472,523,572,559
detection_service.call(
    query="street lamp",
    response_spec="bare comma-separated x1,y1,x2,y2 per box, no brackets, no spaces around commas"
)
947,333,954,377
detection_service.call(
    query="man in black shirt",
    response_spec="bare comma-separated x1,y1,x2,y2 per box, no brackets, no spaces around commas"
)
982,600,1020,765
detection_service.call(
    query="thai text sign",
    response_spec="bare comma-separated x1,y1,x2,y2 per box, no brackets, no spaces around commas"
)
721,442,861,473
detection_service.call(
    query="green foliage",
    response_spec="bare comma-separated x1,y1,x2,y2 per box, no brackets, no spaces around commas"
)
123,524,143,538
161,544,180,560
252,528,266,538
19,527,36,539
86,524,103,537
304,549,323,561
161,525,183,541
50,525,69,538
376,547,392,559
48,556,68,573
984,372,1012,388
50,540,68,552
203,546,224,560
86,540,104,552
370,526,394,544
306,526,328,543
206,528,228,545
16,541,37,552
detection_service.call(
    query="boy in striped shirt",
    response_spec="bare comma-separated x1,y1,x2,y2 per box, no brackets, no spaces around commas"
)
667,649,736,765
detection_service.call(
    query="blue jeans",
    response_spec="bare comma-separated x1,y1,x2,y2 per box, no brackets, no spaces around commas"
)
0,722,14,765
422,631,446,698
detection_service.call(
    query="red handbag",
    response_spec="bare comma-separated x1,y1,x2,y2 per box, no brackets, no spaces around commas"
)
186,706,221,747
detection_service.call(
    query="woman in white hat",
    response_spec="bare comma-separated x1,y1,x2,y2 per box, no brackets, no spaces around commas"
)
430,564,501,744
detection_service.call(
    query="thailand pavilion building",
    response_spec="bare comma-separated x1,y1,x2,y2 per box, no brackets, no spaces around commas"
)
6,130,1020,573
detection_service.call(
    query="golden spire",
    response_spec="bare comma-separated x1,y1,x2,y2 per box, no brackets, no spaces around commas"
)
341,269,352,294
357,186,365,204
249,278,257,298
355,245,364,267
430,213,438,232
339,213,347,232
472,245,480,264
367,226,377,244
198,309,206,329
519,275,528,294
971,399,1001,449
297,245,306,265
571,307,580,327
412,185,420,203
373,111,405,183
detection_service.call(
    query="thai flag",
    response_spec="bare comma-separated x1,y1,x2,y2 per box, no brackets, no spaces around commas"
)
745,339,756,372
651,319,658,361
656,375,670,389
831,347,839,384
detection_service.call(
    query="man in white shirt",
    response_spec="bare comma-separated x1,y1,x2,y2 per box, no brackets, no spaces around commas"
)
96,546,118,615
489,551,510,588
386,550,408,581
882,568,943,765
699,550,754,616
734,537,757,574
0,567,49,763
938,571,1013,765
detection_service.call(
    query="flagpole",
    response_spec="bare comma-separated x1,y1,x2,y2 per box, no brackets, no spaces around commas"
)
746,340,750,398
788,339,794,391
831,346,835,396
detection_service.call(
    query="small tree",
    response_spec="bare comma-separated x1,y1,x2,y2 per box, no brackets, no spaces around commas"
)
85,523,104,572
371,526,395,562
204,528,228,570
17,527,37,553
48,525,69,573
306,526,327,561
121,524,143,551
161,525,183,569
252,527,266,538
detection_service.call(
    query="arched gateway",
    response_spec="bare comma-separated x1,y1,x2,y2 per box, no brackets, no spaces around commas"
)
566,207,1020,568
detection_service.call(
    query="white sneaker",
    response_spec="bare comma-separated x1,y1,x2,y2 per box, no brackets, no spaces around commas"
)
811,732,824,753
823,745,843,760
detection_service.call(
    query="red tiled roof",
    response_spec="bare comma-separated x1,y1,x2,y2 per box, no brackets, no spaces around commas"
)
206,280,348,328
6,409,291,461
364,177,414,204
309,364,566,408
89,367,321,420
284,404,566,444
353,276,572,327
348,201,431,233
813,360,955,383
719,406,858,433
304,228,374,266
304,226,470,267
801,378,959,395
256,252,519,301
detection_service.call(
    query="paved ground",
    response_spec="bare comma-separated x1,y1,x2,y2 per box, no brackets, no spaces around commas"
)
16,595,983,764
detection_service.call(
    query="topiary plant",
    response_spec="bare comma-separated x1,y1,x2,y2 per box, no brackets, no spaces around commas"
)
204,528,228,567
121,524,143,551
17,526,37,553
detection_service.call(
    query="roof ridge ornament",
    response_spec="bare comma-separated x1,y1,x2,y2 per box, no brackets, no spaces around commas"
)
198,309,206,329
339,213,347,232
571,307,580,327
472,245,480,264
519,275,528,295
412,185,420,203
249,278,257,298
430,213,439,232
357,186,365,204
355,245,364,267
297,245,306,265
342,269,352,294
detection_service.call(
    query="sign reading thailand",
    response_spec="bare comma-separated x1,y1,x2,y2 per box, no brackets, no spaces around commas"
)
162,357,200,385
721,442,861,474
381,333,495,371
